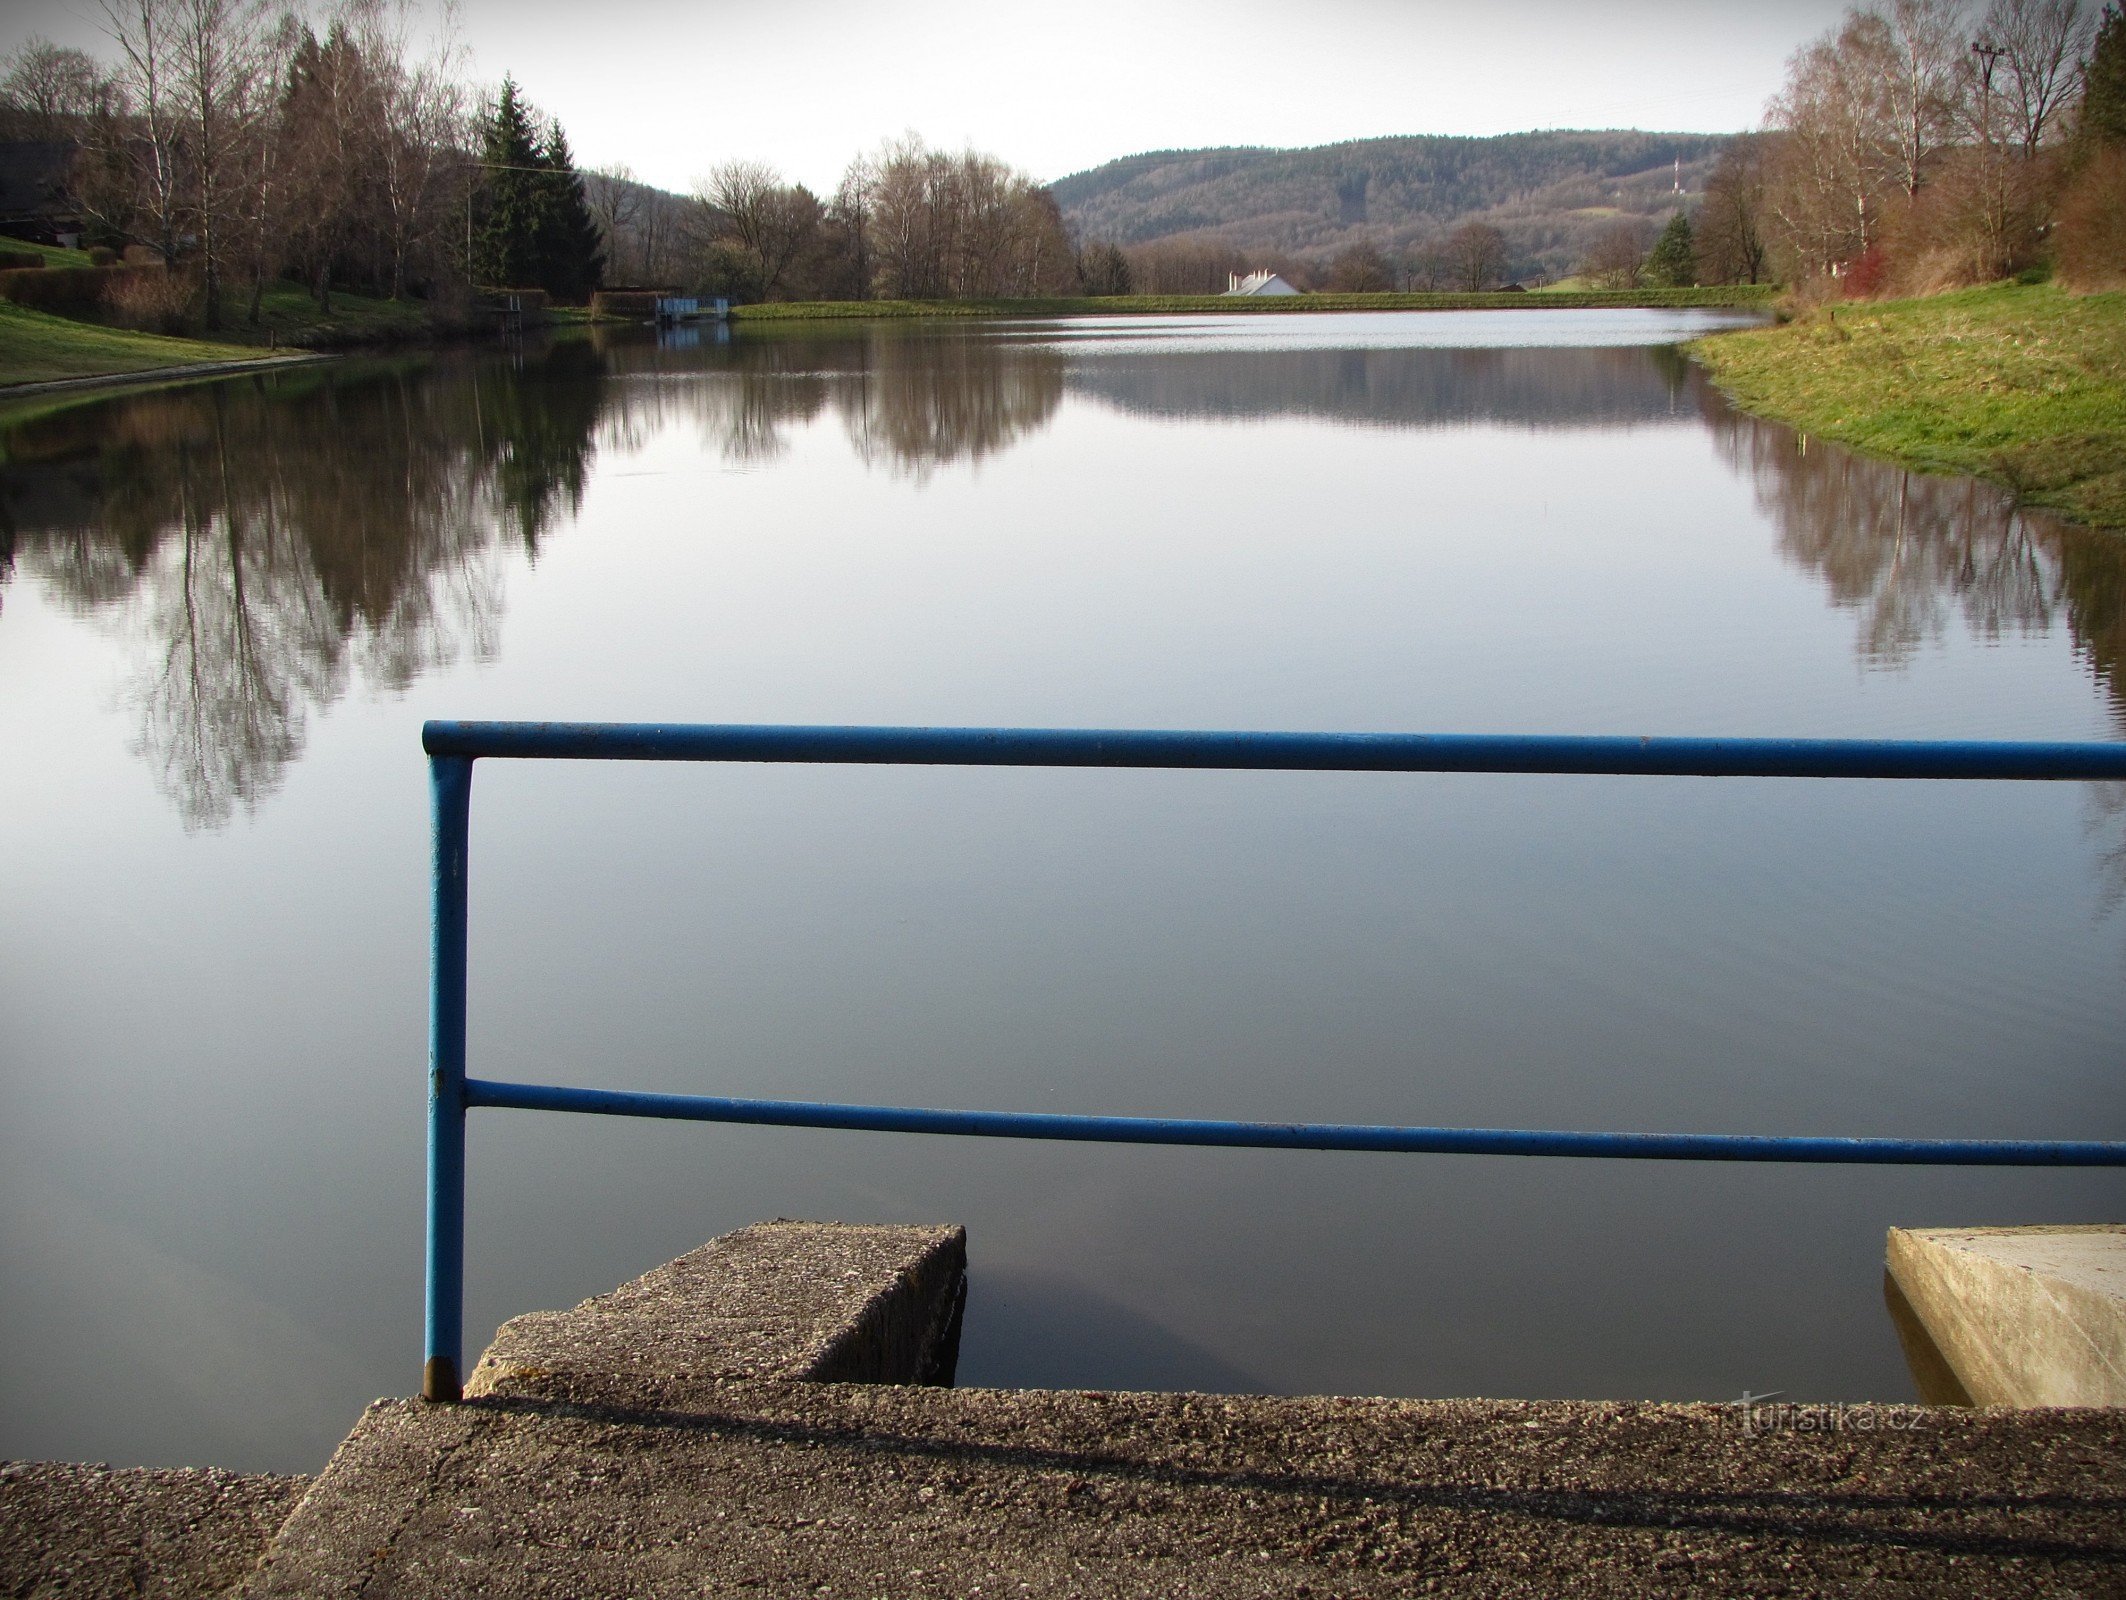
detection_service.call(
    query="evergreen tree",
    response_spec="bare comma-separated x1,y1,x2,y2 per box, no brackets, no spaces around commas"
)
1644,211,1696,287
475,76,544,289
2083,5,2126,149
535,124,604,302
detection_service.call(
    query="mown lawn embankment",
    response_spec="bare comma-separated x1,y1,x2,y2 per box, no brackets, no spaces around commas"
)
0,300,282,386
1690,282,2126,530
731,285,1777,322
0,232,464,391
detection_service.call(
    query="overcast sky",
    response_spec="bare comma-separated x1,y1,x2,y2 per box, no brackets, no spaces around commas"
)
5,0,1850,194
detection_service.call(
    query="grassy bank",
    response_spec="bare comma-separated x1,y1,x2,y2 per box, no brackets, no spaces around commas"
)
732,285,1777,322
1691,282,2126,530
0,300,282,386
227,280,440,346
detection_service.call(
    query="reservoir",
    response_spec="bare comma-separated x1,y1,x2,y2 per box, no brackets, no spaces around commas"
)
2,309,2121,1474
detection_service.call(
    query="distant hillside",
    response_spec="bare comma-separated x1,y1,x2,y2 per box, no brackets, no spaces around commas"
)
1050,131,1736,282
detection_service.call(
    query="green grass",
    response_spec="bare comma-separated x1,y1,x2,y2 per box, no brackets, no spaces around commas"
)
209,280,441,346
732,285,1777,322
0,236,449,349
0,235,98,268
0,299,281,386
1690,282,2126,530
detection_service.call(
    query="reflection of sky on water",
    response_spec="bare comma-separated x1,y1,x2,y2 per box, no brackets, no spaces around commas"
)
987,308,1772,353
1,311,2121,1476
5,312,2117,830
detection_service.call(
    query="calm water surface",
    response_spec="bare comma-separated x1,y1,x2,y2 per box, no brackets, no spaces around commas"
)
3,310,2122,1473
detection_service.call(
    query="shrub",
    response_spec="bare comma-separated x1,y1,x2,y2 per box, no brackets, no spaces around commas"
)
104,268,198,334
0,265,116,316
1841,245,1889,298
0,263,195,326
1878,149,2046,294
2053,148,2126,291
121,244,162,266
0,248,42,271
87,246,119,266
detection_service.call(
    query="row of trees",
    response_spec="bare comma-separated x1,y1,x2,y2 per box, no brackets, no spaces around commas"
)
21,0,483,326
1570,0,2120,294
4,8,611,321
594,138,1080,303
3,12,1093,314
1759,0,2122,290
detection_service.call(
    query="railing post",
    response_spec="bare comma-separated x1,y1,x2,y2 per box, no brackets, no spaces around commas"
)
424,753,474,1402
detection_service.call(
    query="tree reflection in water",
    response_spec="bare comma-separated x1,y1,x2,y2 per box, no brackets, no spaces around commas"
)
5,326,2122,838
2,342,606,826
589,324,1064,481
1705,393,2126,910
1703,392,2126,728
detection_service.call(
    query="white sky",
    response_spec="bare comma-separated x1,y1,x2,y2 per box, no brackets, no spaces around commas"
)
5,0,1850,194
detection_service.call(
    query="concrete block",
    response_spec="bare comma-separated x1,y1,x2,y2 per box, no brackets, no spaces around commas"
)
463,1219,966,1411
1886,1225,2126,1407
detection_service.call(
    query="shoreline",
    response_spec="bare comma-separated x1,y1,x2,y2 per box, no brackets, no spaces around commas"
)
1687,282,2126,533
0,351,332,401
0,288,1770,411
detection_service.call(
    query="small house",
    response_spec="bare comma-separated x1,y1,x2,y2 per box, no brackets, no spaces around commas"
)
0,141,83,244
1224,270,1300,297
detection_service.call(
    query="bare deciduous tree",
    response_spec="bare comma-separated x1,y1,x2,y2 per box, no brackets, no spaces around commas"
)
94,0,187,263
1581,218,1652,287
696,159,822,298
346,0,465,300
170,0,273,327
0,37,115,138
1876,0,1969,196
1442,220,1508,290
1326,241,1394,291
1766,10,1907,276
831,156,875,298
584,163,641,280
1123,237,1243,294
1696,134,1772,283
1978,0,2094,151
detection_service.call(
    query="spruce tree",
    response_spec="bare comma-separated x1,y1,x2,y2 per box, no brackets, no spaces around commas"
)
2083,5,2126,149
1644,211,1696,287
475,77,544,290
536,125,605,303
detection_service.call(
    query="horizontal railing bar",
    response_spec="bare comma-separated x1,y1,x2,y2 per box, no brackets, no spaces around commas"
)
462,1078,2126,1166
420,722,2126,780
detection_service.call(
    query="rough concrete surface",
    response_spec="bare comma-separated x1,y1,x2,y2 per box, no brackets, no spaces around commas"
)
241,1220,2124,1599
1888,1225,2126,1407
0,1460,305,1599
16,1221,2126,1598
465,1220,967,1409
238,1388,2125,1598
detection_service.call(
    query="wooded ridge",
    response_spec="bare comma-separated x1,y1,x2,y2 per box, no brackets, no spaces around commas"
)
1049,131,1736,281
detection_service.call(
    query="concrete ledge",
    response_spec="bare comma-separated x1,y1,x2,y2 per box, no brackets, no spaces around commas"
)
464,1220,966,1409
231,1220,2126,1598
237,1388,2126,1598
1887,1225,2126,1407
0,1460,305,1600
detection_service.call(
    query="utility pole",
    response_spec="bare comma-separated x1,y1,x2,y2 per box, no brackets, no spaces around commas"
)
1971,39,2007,145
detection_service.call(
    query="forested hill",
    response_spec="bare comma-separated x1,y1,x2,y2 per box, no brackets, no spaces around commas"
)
1050,130,1735,280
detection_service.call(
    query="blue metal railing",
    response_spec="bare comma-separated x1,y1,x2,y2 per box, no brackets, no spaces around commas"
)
421,720,2126,1401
